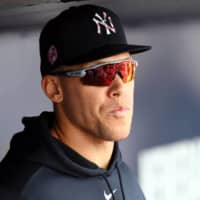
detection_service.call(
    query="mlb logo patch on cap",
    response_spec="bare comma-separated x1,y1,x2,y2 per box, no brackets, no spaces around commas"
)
47,45,58,65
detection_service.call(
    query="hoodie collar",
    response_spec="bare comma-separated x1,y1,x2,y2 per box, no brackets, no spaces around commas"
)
14,111,123,177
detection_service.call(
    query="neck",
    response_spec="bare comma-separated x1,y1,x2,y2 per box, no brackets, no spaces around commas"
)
51,117,114,169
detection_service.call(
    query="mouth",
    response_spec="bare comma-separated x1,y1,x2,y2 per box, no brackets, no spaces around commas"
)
109,106,130,118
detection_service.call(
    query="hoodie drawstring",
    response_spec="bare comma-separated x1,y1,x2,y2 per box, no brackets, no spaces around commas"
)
102,174,116,200
117,165,126,200
102,165,126,200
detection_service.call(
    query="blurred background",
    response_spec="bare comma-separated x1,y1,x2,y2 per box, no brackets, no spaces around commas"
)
0,0,200,199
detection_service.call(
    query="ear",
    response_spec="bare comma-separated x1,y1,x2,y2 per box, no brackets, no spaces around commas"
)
41,75,63,103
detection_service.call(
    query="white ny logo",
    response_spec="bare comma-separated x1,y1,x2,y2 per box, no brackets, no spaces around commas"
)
93,12,116,35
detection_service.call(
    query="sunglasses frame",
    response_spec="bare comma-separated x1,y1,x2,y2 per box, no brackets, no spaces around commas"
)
48,56,138,78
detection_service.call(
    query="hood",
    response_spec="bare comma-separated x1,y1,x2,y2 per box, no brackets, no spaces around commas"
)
4,111,123,177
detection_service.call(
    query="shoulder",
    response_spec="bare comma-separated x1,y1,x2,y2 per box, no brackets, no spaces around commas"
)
118,161,135,177
118,162,146,200
0,187,20,200
0,159,41,200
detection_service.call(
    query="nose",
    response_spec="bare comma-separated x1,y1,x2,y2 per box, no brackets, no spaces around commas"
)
107,74,124,98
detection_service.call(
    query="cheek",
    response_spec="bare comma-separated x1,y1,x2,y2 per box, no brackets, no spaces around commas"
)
61,82,106,120
59,80,83,117
121,81,135,108
80,89,106,115
127,81,135,103
61,92,78,119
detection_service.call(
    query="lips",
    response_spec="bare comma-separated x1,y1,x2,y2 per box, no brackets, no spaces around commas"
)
109,106,130,117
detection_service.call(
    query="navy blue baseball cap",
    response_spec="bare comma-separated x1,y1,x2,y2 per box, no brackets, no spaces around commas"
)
40,4,151,76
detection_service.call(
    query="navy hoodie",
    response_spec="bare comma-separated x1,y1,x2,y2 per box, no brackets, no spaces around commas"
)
0,112,145,200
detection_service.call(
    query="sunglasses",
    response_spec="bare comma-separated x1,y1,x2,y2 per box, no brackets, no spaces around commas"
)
48,57,138,86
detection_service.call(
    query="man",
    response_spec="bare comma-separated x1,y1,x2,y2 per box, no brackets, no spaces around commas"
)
0,4,151,200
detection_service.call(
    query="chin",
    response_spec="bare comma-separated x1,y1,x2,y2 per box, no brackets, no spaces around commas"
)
103,127,131,141
97,117,133,141
114,130,131,141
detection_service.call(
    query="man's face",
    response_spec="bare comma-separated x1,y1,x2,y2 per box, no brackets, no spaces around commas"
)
58,52,134,141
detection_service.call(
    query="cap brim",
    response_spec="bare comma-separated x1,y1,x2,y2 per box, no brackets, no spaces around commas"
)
65,44,152,66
